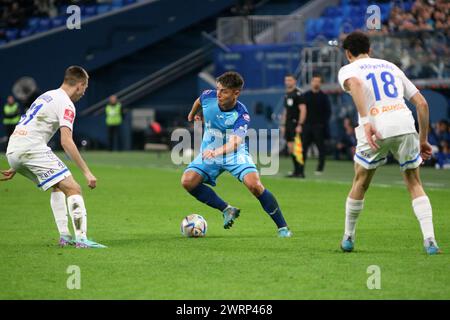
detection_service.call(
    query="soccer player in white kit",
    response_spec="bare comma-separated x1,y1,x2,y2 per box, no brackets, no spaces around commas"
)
1,66,106,248
337,32,440,255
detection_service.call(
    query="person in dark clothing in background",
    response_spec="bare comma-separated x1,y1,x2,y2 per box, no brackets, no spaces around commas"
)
300,74,331,175
281,74,306,178
335,117,357,161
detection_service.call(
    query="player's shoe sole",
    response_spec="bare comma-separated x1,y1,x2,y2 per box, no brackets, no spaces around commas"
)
223,206,240,229
341,236,354,252
75,239,107,249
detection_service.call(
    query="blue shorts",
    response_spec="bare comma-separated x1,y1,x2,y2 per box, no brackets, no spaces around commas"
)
185,152,258,186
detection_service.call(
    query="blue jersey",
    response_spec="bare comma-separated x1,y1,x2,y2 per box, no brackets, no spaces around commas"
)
199,90,250,155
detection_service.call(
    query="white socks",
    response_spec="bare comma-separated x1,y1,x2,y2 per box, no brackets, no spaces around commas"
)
67,195,88,240
344,197,364,238
412,196,435,240
50,192,70,236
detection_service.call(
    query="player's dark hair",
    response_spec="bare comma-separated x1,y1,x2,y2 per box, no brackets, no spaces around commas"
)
312,73,322,81
342,31,371,57
64,66,89,86
216,71,244,90
285,73,297,80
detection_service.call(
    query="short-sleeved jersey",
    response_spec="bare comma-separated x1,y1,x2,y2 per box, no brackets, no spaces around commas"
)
199,90,250,154
338,57,418,139
284,88,303,123
6,88,76,154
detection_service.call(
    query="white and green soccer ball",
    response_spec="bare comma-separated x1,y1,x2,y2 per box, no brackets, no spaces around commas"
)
181,214,207,238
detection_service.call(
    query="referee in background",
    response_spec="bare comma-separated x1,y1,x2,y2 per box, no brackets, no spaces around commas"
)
300,74,331,175
281,74,306,178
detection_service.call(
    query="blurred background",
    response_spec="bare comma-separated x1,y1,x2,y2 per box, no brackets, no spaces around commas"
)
0,0,449,169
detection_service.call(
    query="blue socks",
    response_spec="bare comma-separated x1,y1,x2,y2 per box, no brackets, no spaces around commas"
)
188,185,287,229
188,184,228,212
257,189,287,228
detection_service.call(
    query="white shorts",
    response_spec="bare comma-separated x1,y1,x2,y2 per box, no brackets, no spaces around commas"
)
6,150,72,191
354,132,422,171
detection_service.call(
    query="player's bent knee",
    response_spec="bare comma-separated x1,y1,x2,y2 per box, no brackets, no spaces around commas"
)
181,172,200,191
246,181,264,197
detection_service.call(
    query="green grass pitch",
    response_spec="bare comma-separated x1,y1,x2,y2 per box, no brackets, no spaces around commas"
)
0,151,449,299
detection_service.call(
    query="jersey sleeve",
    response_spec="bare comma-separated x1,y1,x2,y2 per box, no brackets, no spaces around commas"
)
398,70,419,100
199,89,217,105
338,65,355,92
233,112,250,138
57,102,76,130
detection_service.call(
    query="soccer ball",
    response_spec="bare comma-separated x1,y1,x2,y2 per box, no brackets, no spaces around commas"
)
180,214,207,237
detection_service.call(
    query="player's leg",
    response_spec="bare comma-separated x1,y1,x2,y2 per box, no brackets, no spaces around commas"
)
314,125,326,173
301,125,313,174
285,126,303,177
50,186,73,247
341,163,376,251
55,176,106,248
181,170,230,212
403,168,440,254
393,133,440,254
243,172,292,237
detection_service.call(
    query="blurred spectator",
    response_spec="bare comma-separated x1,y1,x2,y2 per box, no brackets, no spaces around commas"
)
436,119,450,148
105,95,123,151
428,122,440,150
2,95,21,139
7,2,26,28
334,117,356,161
435,140,450,169
300,74,331,175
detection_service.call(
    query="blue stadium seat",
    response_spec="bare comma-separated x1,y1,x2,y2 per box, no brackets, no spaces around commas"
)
51,16,66,28
112,0,124,9
380,3,392,22
20,28,34,38
97,4,112,15
27,17,41,32
38,18,52,32
84,6,97,17
5,29,19,41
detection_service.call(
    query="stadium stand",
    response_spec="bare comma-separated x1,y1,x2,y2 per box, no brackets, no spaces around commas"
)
0,0,139,45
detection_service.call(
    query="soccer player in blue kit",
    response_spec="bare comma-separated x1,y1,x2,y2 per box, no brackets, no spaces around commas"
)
181,72,292,237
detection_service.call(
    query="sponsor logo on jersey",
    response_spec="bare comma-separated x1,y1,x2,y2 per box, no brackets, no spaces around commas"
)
369,103,406,117
64,108,75,123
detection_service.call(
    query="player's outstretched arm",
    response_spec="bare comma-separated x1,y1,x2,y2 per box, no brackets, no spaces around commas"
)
0,168,16,181
187,98,202,122
345,77,381,150
409,92,432,160
60,126,97,189
202,135,242,159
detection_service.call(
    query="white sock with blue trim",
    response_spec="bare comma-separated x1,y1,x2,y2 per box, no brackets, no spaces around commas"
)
50,191,70,237
412,196,435,240
67,195,87,241
345,197,364,238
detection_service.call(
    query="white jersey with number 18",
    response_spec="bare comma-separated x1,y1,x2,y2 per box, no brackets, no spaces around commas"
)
6,88,76,154
338,57,419,139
